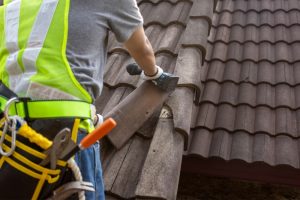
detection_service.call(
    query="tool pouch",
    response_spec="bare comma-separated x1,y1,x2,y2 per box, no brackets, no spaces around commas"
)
0,131,69,200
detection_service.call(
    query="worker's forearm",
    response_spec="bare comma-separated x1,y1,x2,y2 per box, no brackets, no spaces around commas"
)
128,38,156,76
124,27,157,76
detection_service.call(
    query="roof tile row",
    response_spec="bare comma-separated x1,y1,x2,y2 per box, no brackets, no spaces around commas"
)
214,10,300,27
188,129,300,168
217,0,300,12
195,103,300,137
206,42,300,63
209,25,300,43
201,81,300,109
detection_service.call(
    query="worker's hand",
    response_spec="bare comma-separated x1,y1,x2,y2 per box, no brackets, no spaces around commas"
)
127,63,178,92
140,65,163,80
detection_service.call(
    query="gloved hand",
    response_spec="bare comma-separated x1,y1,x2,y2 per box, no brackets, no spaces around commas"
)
127,63,178,92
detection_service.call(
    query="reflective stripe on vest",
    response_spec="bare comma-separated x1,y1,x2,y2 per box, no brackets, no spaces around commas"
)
0,0,92,103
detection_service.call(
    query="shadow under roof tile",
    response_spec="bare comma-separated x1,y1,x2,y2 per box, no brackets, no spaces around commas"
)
275,135,299,168
235,105,255,132
275,108,298,137
295,85,300,107
230,131,253,162
254,106,276,135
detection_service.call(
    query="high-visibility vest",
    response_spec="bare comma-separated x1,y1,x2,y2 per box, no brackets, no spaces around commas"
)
0,0,92,103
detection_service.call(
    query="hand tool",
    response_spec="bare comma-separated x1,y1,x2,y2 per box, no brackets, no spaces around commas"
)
40,118,116,169
60,118,117,161
104,63,179,149
40,128,71,169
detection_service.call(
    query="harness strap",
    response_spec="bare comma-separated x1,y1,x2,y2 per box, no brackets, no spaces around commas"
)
0,97,95,119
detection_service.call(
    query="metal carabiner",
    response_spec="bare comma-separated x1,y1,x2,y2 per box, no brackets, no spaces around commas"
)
4,97,19,122
0,97,19,157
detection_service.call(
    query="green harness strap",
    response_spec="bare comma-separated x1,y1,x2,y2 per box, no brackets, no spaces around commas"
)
0,97,94,119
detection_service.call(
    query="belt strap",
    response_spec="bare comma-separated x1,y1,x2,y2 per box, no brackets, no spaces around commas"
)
0,97,94,119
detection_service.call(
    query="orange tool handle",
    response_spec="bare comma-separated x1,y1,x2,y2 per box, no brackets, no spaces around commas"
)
80,118,117,149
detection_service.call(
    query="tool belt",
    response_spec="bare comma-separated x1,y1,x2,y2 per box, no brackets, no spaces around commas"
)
0,82,94,199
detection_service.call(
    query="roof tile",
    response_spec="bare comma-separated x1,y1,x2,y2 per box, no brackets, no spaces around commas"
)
254,107,276,135
275,135,299,167
182,18,209,60
234,105,256,132
275,108,298,136
230,131,253,162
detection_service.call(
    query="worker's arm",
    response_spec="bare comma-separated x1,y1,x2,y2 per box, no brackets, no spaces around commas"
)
124,26,157,76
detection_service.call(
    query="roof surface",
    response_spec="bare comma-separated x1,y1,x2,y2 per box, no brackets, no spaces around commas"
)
97,0,300,199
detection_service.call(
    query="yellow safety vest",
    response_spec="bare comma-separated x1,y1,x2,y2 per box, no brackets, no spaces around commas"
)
0,0,92,103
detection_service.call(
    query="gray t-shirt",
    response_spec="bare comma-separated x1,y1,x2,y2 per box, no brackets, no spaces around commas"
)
67,0,143,100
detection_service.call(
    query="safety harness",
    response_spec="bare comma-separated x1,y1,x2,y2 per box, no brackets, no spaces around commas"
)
0,0,100,199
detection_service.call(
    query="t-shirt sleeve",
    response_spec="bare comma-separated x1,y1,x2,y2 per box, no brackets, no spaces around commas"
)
107,0,144,43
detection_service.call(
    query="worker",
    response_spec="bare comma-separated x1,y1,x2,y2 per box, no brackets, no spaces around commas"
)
0,0,165,199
